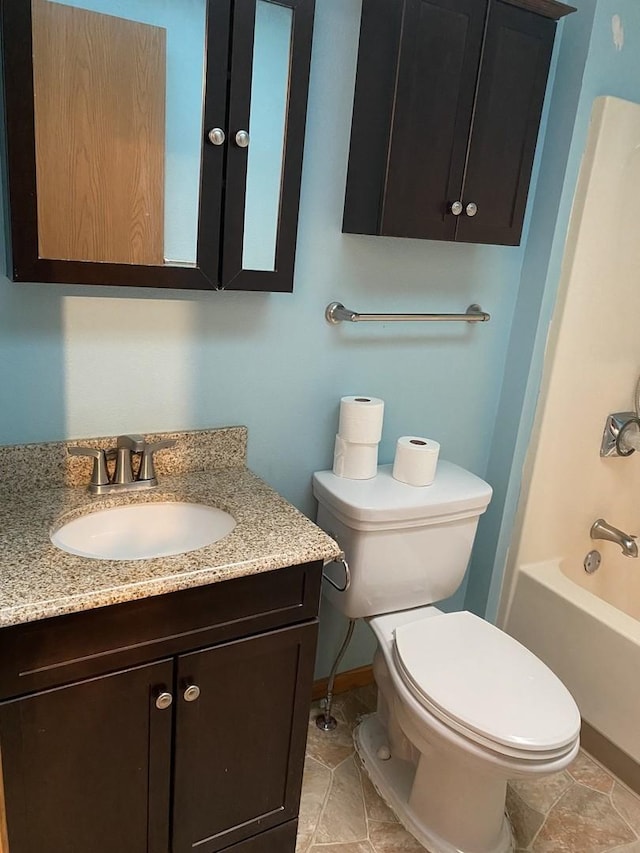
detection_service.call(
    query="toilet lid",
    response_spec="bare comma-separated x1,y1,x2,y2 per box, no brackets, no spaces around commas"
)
394,611,581,753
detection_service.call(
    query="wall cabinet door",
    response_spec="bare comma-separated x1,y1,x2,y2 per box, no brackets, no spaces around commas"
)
343,0,573,247
0,0,314,292
454,1,555,246
0,659,174,853
172,623,317,852
380,0,486,241
222,0,314,291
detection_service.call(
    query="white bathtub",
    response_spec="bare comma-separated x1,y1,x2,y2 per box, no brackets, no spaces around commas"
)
498,97,640,773
504,559,640,764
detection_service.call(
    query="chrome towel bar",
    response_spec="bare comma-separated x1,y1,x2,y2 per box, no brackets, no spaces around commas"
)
325,302,490,325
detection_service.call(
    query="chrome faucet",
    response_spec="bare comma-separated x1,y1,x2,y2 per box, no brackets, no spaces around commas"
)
69,434,176,495
113,434,146,485
590,518,638,558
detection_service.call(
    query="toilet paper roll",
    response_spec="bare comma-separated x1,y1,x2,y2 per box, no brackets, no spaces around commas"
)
392,436,440,487
338,396,385,444
333,435,378,480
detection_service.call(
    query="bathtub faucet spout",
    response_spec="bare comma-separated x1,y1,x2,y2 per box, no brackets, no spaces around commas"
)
590,518,638,558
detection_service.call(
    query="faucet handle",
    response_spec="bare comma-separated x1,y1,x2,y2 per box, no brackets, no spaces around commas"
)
139,439,177,482
68,446,110,487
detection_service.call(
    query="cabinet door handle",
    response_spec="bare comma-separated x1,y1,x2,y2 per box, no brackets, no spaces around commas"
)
235,130,250,149
208,128,226,146
465,202,478,217
449,201,463,216
183,684,201,703
155,690,173,711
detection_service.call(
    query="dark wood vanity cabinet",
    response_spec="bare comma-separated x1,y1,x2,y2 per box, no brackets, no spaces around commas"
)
343,0,575,247
0,0,314,292
0,660,175,853
172,625,315,852
0,562,322,853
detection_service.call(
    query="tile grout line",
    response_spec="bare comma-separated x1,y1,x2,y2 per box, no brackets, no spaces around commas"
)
588,746,640,849
311,751,361,849
350,748,371,847
608,844,639,853
310,753,339,773
607,790,640,844
355,738,372,847
537,775,576,822
521,778,577,851
305,755,335,852
524,776,640,853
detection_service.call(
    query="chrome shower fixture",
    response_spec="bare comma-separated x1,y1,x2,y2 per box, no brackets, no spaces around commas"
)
600,412,640,457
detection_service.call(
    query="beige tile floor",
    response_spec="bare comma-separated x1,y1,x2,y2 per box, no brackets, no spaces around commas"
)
297,685,640,853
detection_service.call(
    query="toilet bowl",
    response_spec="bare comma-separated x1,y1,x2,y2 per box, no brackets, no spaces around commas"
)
357,606,580,853
312,463,581,853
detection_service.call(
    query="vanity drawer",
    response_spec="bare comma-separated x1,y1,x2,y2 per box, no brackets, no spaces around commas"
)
0,561,322,699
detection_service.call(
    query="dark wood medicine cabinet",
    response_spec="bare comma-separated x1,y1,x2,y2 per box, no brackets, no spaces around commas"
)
343,0,576,247
0,0,314,292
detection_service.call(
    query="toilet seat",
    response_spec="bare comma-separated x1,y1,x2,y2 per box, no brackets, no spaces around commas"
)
392,611,580,760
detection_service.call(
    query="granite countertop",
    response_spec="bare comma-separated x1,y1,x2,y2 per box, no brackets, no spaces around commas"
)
0,428,341,628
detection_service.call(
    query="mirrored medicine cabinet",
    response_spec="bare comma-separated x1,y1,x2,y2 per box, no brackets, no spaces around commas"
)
0,0,314,291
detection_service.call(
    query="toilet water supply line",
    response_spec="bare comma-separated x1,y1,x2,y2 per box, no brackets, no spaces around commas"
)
317,555,354,732
316,618,357,733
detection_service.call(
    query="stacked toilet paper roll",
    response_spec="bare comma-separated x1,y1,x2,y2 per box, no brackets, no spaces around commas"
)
392,436,440,486
333,396,384,479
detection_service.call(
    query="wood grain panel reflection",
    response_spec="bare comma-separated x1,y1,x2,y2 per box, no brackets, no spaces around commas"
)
32,0,166,265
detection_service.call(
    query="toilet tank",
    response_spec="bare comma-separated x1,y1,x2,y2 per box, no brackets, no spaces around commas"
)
312,462,492,619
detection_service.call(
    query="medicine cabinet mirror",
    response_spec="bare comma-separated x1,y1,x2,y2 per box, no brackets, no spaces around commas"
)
0,0,314,291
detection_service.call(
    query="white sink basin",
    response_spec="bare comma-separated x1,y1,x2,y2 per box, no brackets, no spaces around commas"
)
51,502,236,561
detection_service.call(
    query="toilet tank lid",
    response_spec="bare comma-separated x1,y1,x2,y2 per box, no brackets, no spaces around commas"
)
312,462,492,524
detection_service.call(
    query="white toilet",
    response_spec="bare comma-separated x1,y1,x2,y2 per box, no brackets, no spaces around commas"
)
313,462,580,853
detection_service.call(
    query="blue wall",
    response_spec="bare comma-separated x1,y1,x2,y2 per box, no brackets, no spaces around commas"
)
0,0,529,674
9,0,636,672
8,0,627,675
467,0,640,621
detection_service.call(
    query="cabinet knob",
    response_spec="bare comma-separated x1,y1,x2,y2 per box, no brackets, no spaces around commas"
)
449,201,463,216
235,130,250,149
465,202,478,217
183,684,201,703
155,691,173,711
208,128,226,146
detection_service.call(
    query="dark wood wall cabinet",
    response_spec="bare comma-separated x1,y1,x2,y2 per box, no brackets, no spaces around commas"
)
0,562,322,853
343,0,575,247
0,0,315,291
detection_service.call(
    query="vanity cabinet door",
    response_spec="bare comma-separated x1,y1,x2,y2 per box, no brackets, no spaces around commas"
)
215,820,298,851
0,659,174,853
172,622,317,853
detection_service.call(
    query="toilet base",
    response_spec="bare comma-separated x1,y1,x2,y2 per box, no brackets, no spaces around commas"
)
355,714,514,853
